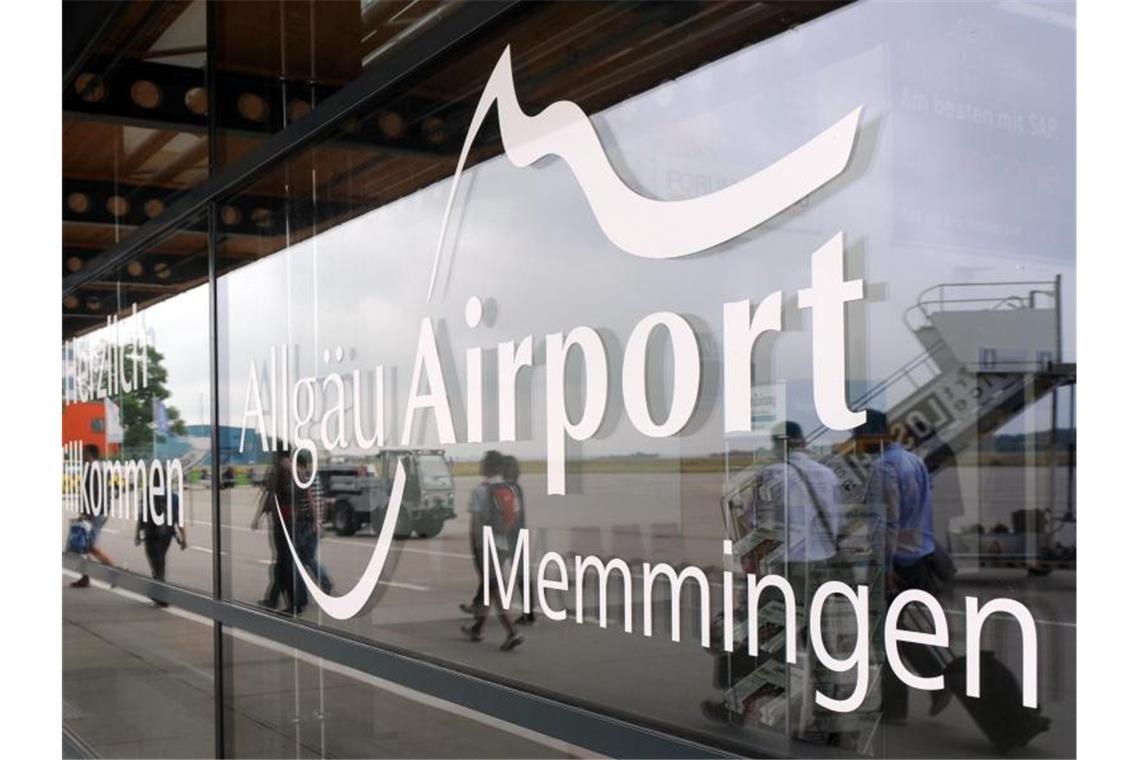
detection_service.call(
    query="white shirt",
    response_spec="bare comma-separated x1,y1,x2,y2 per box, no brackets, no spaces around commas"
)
755,450,842,562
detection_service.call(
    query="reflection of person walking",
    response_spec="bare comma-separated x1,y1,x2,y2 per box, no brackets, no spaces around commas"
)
770,421,843,739
251,469,281,609
701,421,843,737
253,446,310,614
460,451,502,615
297,454,334,595
856,409,949,721
135,491,187,607
503,455,535,626
70,444,116,588
461,450,523,651
251,451,286,609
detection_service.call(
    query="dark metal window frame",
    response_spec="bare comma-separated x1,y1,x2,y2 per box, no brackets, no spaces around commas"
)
62,1,519,298
61,3,806,757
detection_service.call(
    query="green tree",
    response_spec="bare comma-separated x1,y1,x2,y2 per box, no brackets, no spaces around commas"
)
118,345,187,451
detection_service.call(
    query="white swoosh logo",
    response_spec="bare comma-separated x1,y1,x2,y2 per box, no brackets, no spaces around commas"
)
274,460,406,619
288,46,863,619
428,44,862,298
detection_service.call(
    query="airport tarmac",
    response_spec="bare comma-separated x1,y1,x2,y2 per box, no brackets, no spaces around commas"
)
64,465,1075,758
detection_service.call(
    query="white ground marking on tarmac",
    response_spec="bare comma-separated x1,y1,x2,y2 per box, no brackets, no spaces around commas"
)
187,518,236,530
376,579,431,591
311,535,472,559
389,545,472,560
102,528,120,534
61,569,593,757
186,518,474,561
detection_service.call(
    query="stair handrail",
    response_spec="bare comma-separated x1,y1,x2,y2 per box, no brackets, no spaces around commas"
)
803,338,945,445
806,279,1058,446
904,280,1056,332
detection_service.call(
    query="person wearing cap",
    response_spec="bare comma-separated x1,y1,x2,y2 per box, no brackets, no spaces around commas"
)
855,409,947,721
702,421,845,739
763,421,843,566
768,420,844,740
854,410,936,594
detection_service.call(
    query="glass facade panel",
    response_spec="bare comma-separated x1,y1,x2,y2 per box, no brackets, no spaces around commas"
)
62,2,1077,758
63,214,215,596
220,627,578,758
63,583,215,757
214,0,1075,754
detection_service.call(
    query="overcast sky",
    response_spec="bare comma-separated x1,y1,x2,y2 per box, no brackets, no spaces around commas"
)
83,0,1075,460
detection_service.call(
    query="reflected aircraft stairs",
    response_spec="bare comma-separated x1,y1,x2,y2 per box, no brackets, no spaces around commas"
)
712,280,1073,752
804,279,1075,569
176,441,211,477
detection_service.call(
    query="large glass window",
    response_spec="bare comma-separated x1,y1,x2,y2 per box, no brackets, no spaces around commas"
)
212,2,1075,757
63,215,215,595
64,2,1077,758
220,627,579,758
63,583,215,758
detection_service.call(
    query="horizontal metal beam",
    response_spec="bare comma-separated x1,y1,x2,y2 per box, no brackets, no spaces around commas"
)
64,242,205,280
64,0,521,299
62,0,127,95
63,178,360,238
62,244,208,330
62,555,737,759
65,55,473,158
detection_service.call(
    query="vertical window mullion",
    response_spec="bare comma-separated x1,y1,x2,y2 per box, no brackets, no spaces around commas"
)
205,3,226,756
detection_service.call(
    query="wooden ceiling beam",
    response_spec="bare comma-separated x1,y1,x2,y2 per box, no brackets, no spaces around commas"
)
120,130,179,177
149,137,208,184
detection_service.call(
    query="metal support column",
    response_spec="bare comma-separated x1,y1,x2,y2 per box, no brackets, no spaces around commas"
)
205,2,226,755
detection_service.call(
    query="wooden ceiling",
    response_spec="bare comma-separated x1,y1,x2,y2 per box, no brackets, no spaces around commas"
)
63,0,847,338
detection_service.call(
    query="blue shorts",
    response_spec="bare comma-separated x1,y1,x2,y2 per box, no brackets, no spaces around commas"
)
89,514,109,545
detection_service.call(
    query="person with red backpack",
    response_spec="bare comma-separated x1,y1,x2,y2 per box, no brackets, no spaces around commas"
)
461,450,524,651
459,450,501,616
501,455,535,626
